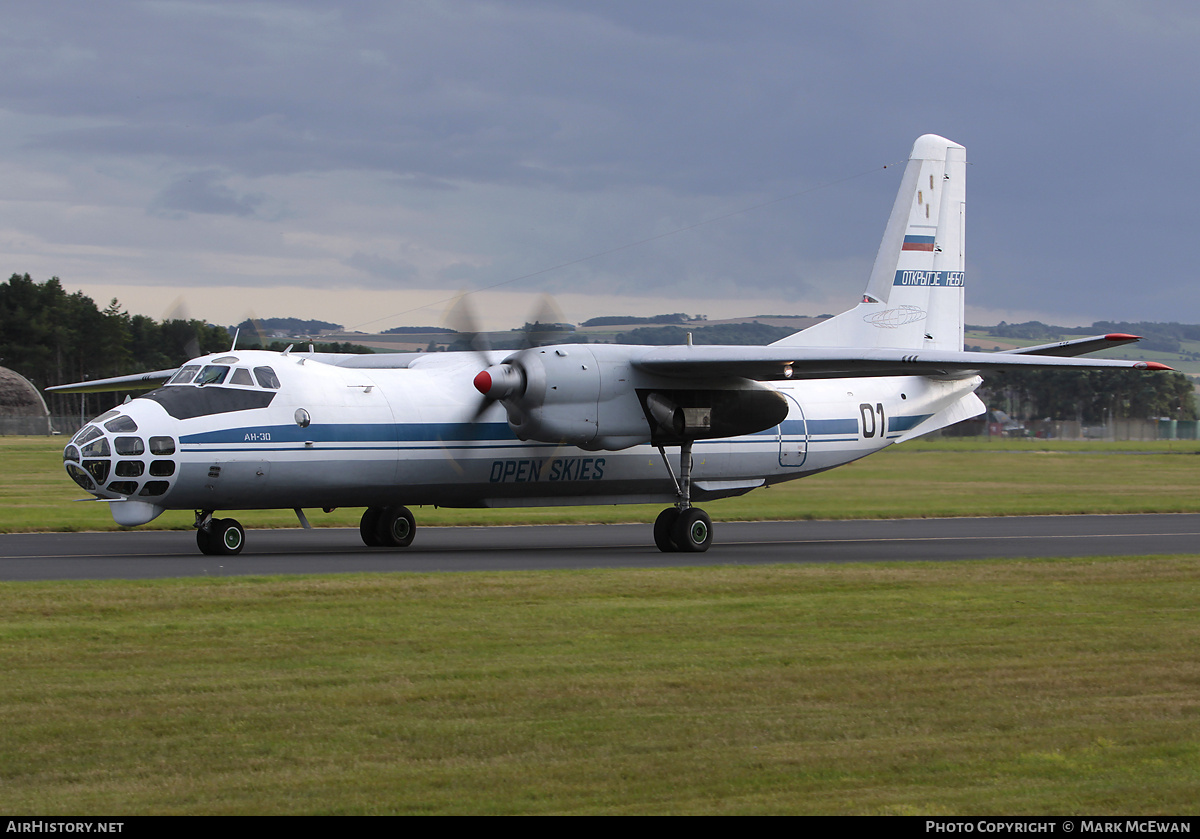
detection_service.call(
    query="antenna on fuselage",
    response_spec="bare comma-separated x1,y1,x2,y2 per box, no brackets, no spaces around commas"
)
230,328,240,351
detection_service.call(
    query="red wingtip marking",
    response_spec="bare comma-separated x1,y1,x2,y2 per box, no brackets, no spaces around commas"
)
1140,362,1174,371
473,370,492,394
1104,333,1141,341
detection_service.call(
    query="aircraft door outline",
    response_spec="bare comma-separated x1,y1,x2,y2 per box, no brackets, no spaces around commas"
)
777,392,808,468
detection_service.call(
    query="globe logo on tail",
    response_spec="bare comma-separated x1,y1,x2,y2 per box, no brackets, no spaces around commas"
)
864,305,927,329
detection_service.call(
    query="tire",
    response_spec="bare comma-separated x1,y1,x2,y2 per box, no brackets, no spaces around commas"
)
360,507,383,547
196,526,216,555
653,507,681,552
673,508,712,553
375,506,416,548
212,518,245,555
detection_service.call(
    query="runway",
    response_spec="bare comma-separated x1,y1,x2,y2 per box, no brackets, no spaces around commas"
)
1,513,1197,581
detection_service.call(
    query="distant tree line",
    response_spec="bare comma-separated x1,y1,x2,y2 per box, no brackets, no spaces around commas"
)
581,313,694,327
0,274,369,419
974,320,1200,355
382,325,456,335
615,322,795,345
235,317,342,335
979,368,1196,422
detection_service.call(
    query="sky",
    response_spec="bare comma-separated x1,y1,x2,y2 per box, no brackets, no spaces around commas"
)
2,0,1197,332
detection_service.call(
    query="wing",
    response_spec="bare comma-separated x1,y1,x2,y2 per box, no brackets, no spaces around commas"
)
631,340,1171,382
45,368,179,394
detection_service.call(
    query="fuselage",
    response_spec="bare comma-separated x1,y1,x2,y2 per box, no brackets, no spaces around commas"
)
61,347,982,526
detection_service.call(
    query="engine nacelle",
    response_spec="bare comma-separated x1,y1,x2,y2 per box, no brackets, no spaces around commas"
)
482,344,790,451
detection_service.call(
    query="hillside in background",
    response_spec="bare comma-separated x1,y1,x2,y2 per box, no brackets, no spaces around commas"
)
966,321,1200,381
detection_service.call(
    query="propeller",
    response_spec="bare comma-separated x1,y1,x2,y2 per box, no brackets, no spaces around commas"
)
440,292,579,474
518,294,567,350
443,292,566,424
163,297,202,361
232,311,269,350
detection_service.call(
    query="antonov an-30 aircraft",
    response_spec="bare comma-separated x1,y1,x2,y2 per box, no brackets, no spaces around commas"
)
51,135,1169,556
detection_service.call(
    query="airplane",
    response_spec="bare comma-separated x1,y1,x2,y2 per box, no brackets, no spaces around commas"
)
49,134,1170,556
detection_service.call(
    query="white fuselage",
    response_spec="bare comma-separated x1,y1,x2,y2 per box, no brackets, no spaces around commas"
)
61,348,982,524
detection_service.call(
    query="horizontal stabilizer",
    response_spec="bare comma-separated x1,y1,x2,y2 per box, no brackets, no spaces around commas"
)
998,333,1141,358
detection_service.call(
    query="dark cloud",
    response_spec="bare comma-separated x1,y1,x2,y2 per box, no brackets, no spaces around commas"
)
149,170,263,218
1,1,1198,323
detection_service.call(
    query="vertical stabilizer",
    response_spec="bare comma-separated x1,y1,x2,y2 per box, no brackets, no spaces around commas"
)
775,134,967,351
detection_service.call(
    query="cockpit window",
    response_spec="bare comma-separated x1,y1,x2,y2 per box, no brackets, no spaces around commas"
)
196,365,229,386
254,367,281,389
168,365,201,385
104,415,138,433
229,368,254,386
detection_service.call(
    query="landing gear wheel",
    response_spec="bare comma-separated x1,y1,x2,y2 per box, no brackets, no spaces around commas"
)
375,506,416,548
196,525,215,555
360,507,383,547
654,507,681,552
673,508,712,553
212,518,245,555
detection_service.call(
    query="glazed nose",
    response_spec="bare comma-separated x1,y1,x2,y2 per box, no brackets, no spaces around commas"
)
63,417,179,500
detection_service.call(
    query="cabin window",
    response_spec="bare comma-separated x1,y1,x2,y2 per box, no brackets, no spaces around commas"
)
149,460,176,477
196,365,229,386
139,481,169,497
254,367,280,389
106,481,138,496
230,368,254,386
168,365,201,385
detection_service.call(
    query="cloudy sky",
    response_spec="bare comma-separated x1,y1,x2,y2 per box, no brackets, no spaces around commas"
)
2,1,1197,331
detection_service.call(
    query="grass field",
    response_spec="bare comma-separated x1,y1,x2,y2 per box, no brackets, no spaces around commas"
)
4,436,1200,533
1,560,1197,814
2,436,1198,814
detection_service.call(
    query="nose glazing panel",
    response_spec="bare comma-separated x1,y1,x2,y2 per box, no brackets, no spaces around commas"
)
62,416,177,501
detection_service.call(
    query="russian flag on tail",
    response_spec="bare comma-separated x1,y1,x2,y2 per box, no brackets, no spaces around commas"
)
902,234,935,251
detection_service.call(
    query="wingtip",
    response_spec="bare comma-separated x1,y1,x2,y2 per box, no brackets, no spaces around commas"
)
1104,333,1141,341
1137,361,1174,371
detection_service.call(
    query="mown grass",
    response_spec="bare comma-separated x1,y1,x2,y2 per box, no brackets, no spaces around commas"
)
1,559,1197,814
5,436,1200,532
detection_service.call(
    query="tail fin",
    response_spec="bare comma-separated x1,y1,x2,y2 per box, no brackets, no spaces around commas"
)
775,134,967,351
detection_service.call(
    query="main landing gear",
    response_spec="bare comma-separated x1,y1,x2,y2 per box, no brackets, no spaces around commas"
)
195,512,245,556
653,440,713,553
358,505,416,548
193,506,418,555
